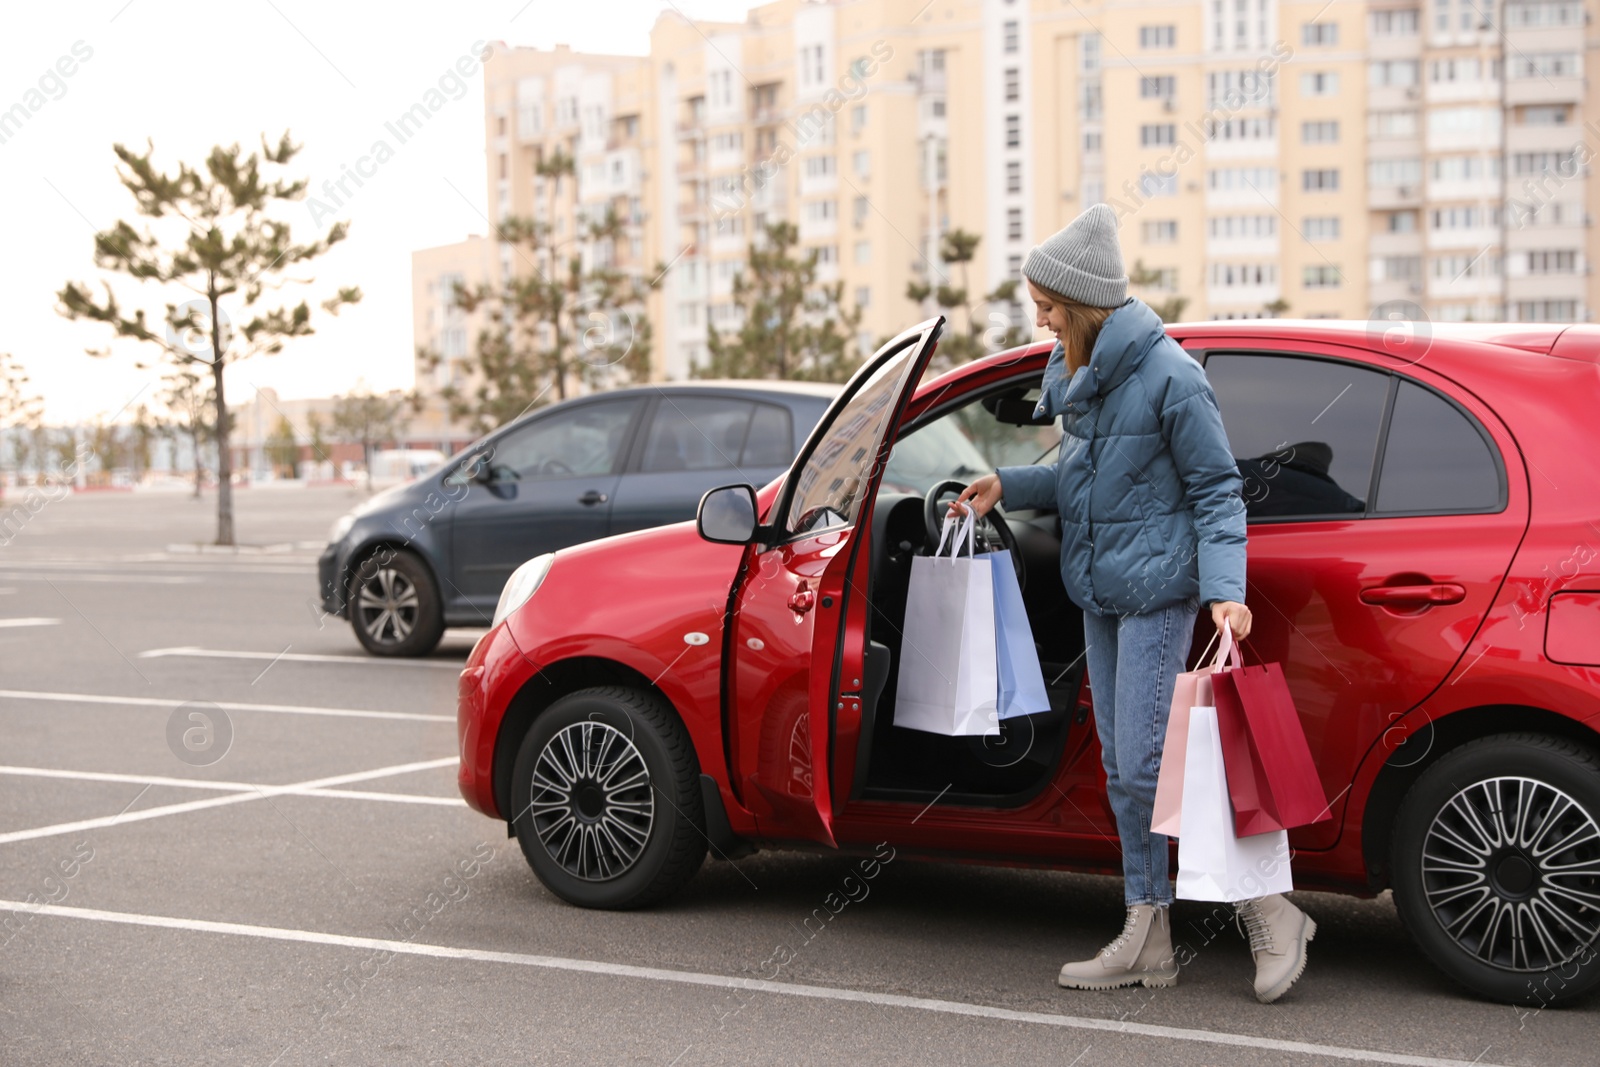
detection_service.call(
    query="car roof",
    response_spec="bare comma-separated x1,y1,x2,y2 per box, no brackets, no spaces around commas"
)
609,379,842,399
1167,317,1573,357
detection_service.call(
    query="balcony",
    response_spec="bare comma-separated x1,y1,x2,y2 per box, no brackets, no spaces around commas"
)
1506,75,1585,107
1368,183,1425,210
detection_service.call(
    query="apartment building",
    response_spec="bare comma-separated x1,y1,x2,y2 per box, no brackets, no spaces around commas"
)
413,0,1600,405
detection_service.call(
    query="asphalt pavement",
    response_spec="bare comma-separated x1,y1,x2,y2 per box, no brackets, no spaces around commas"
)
0,485,1594,1066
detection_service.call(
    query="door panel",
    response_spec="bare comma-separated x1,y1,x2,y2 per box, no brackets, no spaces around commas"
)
448,399,641,613
1198,342,1528,848
728,319,945,845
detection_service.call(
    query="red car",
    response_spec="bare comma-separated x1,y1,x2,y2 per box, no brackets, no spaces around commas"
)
457,316,1600,1005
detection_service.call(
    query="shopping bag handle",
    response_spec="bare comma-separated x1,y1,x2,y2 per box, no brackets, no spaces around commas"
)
935,504,977,561
1214,617,1243,672
1190,617,1244,673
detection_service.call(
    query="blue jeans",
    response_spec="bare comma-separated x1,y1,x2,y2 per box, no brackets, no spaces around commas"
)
1082,595,1201,907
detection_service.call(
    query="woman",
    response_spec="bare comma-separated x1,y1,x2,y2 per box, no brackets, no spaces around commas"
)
954,204,1315,1003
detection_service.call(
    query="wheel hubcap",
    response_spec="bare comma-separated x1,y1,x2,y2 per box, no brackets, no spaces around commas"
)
356,567,419,645
1421,775,1600,972
529,722,654,882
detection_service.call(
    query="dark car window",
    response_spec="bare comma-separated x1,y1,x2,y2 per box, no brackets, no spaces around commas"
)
642,397,755,473
784,339,924,537
1204,353,1388,520
742,402,794,467
1374,380,1503,514
487,399,641,482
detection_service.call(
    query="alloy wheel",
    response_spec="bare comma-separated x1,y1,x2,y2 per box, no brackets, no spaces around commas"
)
528,721,655,881
1421,775,1600,972
355,566,419,646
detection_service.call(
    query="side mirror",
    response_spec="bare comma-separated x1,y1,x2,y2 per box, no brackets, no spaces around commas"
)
697,483,760,545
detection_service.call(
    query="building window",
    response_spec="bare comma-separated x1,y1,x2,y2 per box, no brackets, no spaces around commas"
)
1387,210,1419,233
1140,75,1176,100
855,286,870,308
1208,214,1277,239
1368,109,1419,138
1369,60,1420,88
853,195,869,226
1302,21,1339,45
1082,130,1101,152
1520,105,1570,126
1304,216,1341,241
1139,25,1176,48
1007,207,1023,241
851,105,867,134
1142,219,1179,243
1303,168,1341,191
1370,8,1420,35
1006,160,1022,194
853,150,870,178
1141,123,1177,147
1300,71,1340,97
1525,249,1578,273
1512,53,1581,79
1005,68,1020,103
1208,262,1277,287
854,240,870,265
1514,300,1579,321
1301,120,1339,144
1005,114,1020,148
1004,20,1020,53
1138,170,1178,197
1303,265,1342,288
1368,158,1422,185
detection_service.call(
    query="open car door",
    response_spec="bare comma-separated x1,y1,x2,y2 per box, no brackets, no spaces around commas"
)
727,318,944,846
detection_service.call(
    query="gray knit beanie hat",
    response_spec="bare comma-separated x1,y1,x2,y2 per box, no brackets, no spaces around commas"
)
1021,203,1127,308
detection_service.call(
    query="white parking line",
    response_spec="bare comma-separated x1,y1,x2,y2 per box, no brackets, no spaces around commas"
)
0,757,458,845
0,617,62,628
0,899,1511,1067
0,690,452,723
137,647,463,670
0,573,199,584
0,765,466,807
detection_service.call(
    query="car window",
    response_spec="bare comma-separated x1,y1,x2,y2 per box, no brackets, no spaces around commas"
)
1374,380,1502,514
784,339,925,537
487,399,641,482
882,388,1063,497
1204,353,1388,520
641,397,756,473
742,402,794,467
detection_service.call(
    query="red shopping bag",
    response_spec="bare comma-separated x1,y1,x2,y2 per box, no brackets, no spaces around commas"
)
1212,627,1331,836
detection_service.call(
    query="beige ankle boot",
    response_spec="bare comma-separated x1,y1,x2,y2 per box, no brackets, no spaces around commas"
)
1236,893,1316,1003
1057,904,1179,990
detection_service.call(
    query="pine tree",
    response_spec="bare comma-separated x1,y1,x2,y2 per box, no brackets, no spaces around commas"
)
906,229,1030,369
698,221,862,382
57,134,361,543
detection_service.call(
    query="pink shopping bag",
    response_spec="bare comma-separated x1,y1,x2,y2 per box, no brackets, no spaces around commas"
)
1151,623,1241,837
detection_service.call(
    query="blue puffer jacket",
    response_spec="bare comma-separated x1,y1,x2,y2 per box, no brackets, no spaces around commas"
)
996,297,1246,617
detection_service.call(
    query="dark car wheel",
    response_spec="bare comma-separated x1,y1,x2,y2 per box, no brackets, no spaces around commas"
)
510,686,707,909
348,549,445,658
1391,733,1600,1006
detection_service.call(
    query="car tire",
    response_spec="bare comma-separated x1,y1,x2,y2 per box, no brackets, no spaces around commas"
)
510,686,707,909
1391,732,1600,1006
347,549,445,658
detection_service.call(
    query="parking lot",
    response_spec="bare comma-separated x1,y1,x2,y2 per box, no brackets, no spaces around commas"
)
0,486,1594,1066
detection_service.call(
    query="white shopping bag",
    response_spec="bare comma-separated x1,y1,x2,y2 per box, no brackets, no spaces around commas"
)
892,510,1000,737
1174,705,1294,902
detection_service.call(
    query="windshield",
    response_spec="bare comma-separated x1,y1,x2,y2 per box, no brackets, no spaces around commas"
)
881,385,1063,497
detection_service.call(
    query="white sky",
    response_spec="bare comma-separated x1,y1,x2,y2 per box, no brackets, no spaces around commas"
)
2,0,760,423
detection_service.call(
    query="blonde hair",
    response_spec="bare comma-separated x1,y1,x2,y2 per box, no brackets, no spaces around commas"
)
1032,281,1118,374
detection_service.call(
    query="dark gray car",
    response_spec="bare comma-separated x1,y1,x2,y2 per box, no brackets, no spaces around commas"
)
317,381,839,656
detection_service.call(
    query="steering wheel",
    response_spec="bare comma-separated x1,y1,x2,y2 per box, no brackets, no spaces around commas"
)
922,479,1026,591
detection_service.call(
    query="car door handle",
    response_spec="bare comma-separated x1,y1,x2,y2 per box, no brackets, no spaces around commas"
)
578,490,608,506
788,583,816,614
1359,583,1467,606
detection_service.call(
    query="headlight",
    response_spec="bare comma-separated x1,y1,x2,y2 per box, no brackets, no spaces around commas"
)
328,512,356,545
494,554,555,627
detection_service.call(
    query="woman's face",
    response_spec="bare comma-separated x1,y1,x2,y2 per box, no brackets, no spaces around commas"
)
1027,280,1071,344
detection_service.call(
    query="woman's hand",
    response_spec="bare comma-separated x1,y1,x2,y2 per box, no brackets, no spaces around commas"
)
1211,600,1252,641
951,473,1004,518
